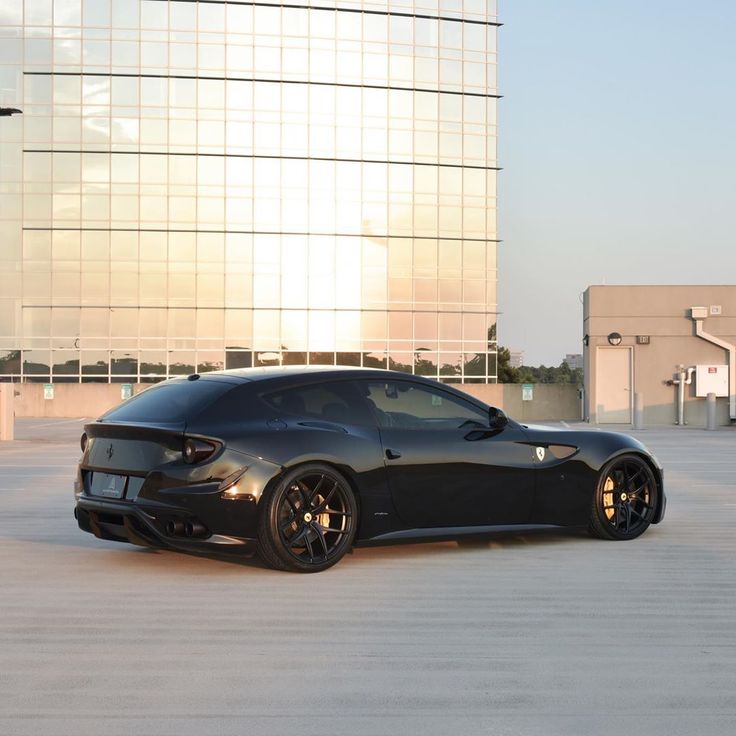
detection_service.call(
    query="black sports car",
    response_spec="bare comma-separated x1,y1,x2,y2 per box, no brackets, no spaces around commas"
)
74,367,666,572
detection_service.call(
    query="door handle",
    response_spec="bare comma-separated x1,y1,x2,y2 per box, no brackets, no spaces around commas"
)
385,448,402,460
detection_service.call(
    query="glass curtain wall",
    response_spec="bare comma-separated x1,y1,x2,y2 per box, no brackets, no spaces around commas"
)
0,0,499,384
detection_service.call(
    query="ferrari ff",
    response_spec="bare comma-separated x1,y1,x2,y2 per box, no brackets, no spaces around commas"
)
74,367,665,572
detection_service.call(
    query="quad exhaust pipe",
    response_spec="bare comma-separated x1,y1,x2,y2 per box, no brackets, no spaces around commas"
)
165,519,207,538
165,520,184,536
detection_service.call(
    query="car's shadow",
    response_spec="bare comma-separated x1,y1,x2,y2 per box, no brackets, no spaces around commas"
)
140,526,592,570
5,525,593,574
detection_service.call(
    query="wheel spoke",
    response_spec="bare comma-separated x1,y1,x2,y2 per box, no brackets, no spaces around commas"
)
280,517,297,533
624,503,632,532
288,525,310,548
321,508,351,517
311,522,329,558
312,481,339,514
318,523,346,536
304,532,315,562
629,506,649,521
628,489,652,504
295,480,311,506
285,493,300,515
630,479,651,495
627,466,646,486
307,475,325,506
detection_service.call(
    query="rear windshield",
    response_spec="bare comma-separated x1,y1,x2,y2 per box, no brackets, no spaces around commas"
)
101,380,233,424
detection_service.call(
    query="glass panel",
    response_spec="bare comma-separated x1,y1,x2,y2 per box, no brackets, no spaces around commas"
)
281,351,307,366
388,353,413,374
80,308,109,338
463,353,486,377
81,351,109,375
225,351,252,370
196,351,224,373
111,351,138,376
52,350,80,375
255,350,280,367
139,351,167,376
308,352,334,366
439,353,462,377
0,351,21,374
336,352,360,367
168,352,195,375
363,352,386,369
23,350,51,375
414,351,438,377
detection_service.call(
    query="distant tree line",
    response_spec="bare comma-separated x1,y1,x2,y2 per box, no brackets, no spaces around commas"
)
496,345,583,385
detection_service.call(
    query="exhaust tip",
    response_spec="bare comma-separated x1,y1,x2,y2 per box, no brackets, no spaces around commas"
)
184,520,206,538
165,520,185,537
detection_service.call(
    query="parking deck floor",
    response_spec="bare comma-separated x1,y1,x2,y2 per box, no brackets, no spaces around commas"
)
1,418,735,735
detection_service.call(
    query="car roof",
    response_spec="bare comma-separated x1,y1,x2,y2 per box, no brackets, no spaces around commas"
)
196,365,409,383
190,366,491,408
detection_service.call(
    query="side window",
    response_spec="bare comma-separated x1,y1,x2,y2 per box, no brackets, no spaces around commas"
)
262,381,372,425
360,380,488,430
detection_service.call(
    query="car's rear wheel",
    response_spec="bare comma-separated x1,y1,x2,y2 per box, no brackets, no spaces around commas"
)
256,463,357,572
589,454,658,540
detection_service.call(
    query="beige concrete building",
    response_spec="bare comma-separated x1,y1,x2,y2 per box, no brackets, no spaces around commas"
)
583,285,736,426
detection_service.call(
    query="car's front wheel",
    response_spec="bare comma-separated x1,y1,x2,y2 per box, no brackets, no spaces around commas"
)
589,454,659,541
256,463,358,572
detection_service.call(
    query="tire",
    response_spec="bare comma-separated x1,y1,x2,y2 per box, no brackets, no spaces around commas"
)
588,454,658,541
256,463,358,572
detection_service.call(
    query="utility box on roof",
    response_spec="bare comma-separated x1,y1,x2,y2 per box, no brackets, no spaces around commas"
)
695,365,729,397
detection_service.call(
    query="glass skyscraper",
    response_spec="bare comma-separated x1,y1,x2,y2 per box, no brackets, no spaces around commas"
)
0,0,499,384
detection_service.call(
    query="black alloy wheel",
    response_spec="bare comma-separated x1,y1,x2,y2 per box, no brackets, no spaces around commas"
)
257,463,357,572
589,454,658,540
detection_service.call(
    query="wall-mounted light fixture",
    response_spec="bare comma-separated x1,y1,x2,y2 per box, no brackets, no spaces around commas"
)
607,332,622,346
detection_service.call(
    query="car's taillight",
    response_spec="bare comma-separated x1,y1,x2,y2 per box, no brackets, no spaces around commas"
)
80,432,88,452
183,438,217,464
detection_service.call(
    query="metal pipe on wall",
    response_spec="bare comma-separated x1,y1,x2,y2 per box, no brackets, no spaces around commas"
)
673,365,695,426
691,307,736,421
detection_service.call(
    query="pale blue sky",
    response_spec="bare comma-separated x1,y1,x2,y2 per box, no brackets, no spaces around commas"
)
498,0,736,365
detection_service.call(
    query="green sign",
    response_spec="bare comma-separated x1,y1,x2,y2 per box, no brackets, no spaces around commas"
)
43,383,54,400
522,384,534,401
121,383,133,401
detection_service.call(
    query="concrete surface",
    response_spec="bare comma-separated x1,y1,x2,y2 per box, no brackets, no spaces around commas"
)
1,419,735,736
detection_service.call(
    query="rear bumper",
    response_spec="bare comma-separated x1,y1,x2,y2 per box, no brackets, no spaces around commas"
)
75,495,257,554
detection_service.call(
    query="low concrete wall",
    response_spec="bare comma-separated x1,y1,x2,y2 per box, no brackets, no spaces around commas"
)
9,381,582,423
12,383,142,419
461,384,582,422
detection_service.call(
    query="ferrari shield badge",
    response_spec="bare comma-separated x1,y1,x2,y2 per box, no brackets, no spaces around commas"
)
535,447,546,462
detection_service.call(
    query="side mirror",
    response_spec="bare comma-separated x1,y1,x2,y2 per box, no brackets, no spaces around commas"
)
488,407,509,429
